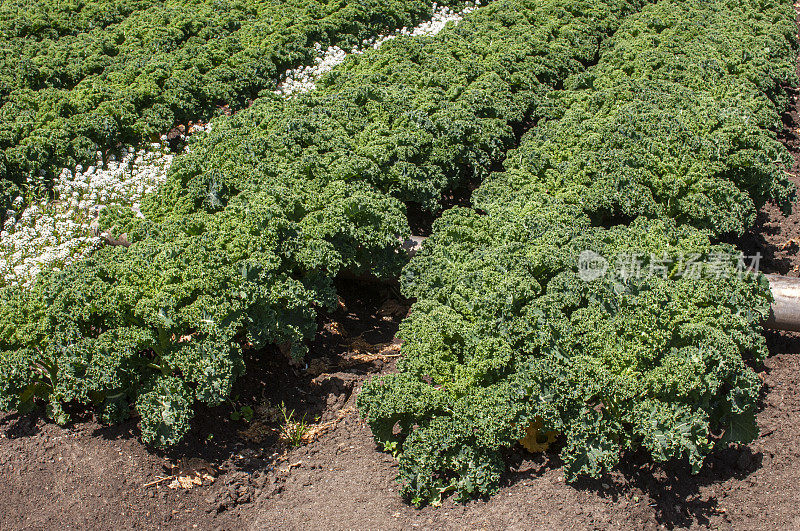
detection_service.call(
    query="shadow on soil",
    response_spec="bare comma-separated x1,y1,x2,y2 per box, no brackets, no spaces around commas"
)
0,411,42,439
70,277,405,477
502,442,761,528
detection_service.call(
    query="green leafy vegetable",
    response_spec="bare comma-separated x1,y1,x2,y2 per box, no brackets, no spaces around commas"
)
359,0,794,505
476,0,797,236
360,204,771,505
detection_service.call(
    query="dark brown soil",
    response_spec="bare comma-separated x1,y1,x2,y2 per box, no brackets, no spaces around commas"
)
237,348,800,531
5,13,800,531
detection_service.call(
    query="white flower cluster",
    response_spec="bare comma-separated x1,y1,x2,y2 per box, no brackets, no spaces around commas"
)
0,122,215,288
0,145,174,288
274,1,483,97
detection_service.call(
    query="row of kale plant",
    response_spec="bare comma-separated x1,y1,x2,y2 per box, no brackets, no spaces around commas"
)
358,0,798,506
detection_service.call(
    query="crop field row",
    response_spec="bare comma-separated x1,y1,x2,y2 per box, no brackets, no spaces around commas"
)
0,0,648,451
359,0,798,505
0,3,477,288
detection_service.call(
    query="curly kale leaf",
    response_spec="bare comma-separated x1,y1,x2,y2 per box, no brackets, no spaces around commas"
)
136,375,193,448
